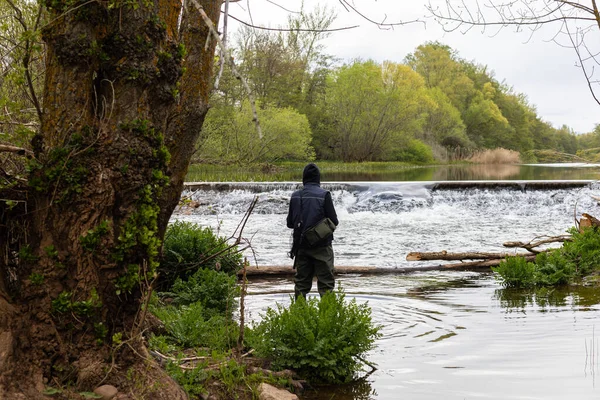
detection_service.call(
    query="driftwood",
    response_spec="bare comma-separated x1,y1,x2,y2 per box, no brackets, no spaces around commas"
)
406,251,533,261
433,256,536,269
405,213,600,269
404,252,537,271
502,235,572,253
581,213,600,228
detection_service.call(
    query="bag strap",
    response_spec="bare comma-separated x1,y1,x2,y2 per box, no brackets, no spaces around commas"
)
298,189,303,230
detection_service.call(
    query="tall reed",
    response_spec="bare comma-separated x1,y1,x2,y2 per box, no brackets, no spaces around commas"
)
468,148,521,164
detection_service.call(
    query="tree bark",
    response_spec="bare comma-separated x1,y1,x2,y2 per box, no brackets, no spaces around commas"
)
0,0,220,397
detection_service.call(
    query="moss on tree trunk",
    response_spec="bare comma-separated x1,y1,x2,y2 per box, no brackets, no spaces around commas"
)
0,0,220,397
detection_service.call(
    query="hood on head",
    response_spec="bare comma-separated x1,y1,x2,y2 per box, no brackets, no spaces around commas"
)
302,163,320,185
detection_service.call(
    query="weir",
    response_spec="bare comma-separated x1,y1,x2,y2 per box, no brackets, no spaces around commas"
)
174,179,600,269
184,179,595,193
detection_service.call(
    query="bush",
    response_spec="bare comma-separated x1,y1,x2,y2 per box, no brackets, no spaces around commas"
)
492,256,537,288
561,227,600,276
533,251,574,286
150,301,238,350
161,268,240,318
392,139,434,163
493,227,600,288
158,221,243,290
196,102,315,164
249,289,381,384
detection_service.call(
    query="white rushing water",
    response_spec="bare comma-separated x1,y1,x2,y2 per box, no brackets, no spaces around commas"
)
172,181,600,399
172,181,600,268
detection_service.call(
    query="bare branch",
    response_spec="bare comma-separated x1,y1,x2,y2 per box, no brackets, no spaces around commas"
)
190,0,263,139
563,9,600,105
214,0,230,91
226,12,359,32
338,0,426,29
265,0,301,14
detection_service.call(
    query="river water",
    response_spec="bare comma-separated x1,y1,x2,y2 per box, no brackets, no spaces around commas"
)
173,165,600,399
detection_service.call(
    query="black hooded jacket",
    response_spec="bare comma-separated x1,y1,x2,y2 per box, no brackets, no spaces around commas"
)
287,163,338,248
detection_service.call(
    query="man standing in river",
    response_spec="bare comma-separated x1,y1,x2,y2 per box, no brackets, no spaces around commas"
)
287,163,339,299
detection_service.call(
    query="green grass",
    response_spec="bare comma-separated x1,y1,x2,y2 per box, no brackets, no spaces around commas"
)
186,161,423,182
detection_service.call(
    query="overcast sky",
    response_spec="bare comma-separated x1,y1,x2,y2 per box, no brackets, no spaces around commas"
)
224,0,599,134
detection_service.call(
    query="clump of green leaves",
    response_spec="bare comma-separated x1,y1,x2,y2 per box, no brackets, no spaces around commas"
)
561,226,600,276
164,362,210,397
150,301,238,350
492,256,537,288
158,221,243,290
18,245,39,262
493,227,600,288
51,289,102,317
160,268,239,318
249,289,381,384
80,220,111,251
28,272,45,285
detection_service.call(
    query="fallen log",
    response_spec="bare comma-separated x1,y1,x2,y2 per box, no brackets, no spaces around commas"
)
238,263,499,278
434,256,536,269
406,251,533,261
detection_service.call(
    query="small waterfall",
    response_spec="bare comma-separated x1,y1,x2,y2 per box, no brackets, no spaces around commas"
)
175,181,600,267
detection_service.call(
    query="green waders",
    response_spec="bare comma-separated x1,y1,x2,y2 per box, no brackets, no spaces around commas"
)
293,245,335,299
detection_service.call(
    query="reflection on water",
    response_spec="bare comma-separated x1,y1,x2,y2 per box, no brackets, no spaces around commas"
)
494,285,600,310
302,378,378,400
432,164,521,180
243,273,600,400
187,163,600,182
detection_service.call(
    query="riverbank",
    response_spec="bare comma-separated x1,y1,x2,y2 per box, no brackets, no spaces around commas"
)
185,161,420,182
185,161,600,183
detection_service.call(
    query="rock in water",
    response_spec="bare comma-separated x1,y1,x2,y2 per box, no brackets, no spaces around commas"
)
257,383,298,400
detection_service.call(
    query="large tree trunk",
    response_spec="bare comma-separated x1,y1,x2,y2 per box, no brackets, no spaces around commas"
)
0,0,220,397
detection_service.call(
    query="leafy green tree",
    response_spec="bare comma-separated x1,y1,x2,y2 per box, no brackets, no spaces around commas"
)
0,0,44,174
421,87,470,148
224,5,336,110
494,90,535,152
463,90,513,148
554,125,578,154
429,0,600,107
325,60,430,161
198,101,314,164
530,117,560,150
405,42,475,113
577,124,600,150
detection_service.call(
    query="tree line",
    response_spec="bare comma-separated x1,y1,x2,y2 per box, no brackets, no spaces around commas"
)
195,9,592,164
